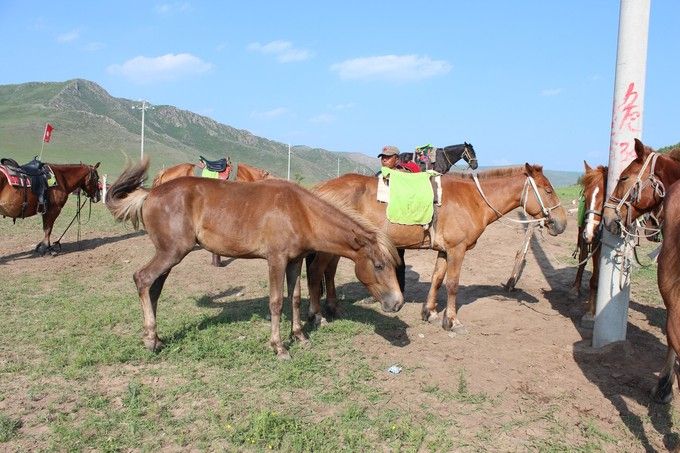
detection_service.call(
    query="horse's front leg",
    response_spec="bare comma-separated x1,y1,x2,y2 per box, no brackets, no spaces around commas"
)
441,246,467,333
569,232,588,298
652,346,677,404
323,255,341,319
268,256,290,359
422,251,447,323
585,246,601,319
286,258,308,346
36,209,60,256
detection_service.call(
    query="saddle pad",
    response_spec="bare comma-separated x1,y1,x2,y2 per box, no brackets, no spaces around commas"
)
0,164,57,188
381,167,435,225
201,167,230,180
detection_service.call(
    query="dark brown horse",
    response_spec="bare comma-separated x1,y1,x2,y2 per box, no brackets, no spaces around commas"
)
0,161,101,254
106,158,403,358
235,162,276,181
571,162,608,318
602,139,680,403
151,163,197,188
398,142,479,173
308,164,567,332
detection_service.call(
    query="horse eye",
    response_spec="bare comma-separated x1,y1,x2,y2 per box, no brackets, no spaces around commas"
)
619,176,629,182
374,262,385,271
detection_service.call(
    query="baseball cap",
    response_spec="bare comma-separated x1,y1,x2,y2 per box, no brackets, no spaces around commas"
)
378,145,400,157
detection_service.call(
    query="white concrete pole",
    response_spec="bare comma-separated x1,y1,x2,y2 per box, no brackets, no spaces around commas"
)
102,174,107,204
593,0,650,348
140,100,146,161
287,144,291,180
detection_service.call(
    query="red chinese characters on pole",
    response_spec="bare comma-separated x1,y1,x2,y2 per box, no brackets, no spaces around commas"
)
611,82,641,162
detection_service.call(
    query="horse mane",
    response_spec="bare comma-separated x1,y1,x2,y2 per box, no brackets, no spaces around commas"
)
312,188,399,266
443,165,533,181
581,166,608,189
151,168,169,187
666,147,680,162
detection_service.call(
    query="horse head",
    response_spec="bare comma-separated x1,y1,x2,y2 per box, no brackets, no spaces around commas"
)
603,139,664,236
351,230,404,313
523,163,567,236
83,162,102,203
462,142,478,169
580,161,607,244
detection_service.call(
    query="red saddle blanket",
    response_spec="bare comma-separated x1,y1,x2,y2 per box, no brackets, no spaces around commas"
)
0,164,55,188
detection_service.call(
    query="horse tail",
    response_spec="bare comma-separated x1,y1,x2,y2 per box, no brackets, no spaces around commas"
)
106,157,150,230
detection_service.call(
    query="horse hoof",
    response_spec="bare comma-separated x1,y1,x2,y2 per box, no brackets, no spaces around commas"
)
276,349,291,360
424,311,439,324
143,337,164,352
308,313,327,327
451,321,468,335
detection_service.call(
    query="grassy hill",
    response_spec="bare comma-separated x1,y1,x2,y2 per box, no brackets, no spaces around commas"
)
0,79,375,183
0,79,583,186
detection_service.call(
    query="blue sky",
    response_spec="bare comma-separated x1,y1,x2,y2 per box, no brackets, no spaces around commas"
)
1,1,678,171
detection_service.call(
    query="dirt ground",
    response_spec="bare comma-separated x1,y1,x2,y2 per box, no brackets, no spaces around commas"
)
1,204,677,451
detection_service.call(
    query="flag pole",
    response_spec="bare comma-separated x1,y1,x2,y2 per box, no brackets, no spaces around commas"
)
39,123,47,160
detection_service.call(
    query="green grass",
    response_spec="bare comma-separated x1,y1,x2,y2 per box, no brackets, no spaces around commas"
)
0,191,674,451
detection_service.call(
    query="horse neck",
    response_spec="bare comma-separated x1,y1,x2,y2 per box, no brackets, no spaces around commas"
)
435,147,463,173
655,156,680,187
306,204,373,261
54,165,88,192
471,172,528,219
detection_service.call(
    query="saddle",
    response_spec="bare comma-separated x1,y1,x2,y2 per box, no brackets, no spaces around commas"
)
0,157,55,215
200,156,229,173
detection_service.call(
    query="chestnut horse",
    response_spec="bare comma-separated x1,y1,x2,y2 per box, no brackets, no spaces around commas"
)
571,162,608,318
0,161,101,254
106,158,403,358
235,162,275,181
603,138,680,402
151,163,196,188
308,164,567,332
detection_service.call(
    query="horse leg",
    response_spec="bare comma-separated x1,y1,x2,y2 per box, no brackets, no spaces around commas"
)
396,248,406,293
211,253,222,267
267,256,290,359
585,247,601,319
652,347,677,404
286,259,308,345
422,251,447,323
323,255,341,319
36,209,61,256
307,252,333,325
440,246,467,333
570,235,587,298
133,252,182,352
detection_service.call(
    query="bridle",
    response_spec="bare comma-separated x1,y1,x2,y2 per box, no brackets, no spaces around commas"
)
84,165,101,203
604,152,665,237
472,172,562,227
460,143,477,169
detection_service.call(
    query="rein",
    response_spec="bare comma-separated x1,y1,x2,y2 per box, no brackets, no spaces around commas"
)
604,152,665,238
472,172,561,227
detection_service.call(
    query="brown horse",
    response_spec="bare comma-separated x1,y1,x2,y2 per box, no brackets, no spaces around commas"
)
235,162,275,181
308,164,567,332
571,162,608,318
0,161,101,255
106,158,403,358
602,139,680,403
151,163,197,188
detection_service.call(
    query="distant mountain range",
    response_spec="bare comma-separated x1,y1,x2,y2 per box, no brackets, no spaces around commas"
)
0,79,582,186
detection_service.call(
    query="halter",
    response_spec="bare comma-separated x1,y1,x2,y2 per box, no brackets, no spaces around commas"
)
472,172,562,227
460,143,477,169
604,151,665,237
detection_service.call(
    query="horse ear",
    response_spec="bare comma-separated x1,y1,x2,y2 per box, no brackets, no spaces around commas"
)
634,138,647,159
583,160,592,172
524,163,535,177
94,162,101,169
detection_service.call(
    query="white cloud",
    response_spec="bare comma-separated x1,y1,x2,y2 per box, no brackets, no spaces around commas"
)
107,53,213,84
155,2,192,14
251,107,289,119
329,102,355,111
331,54,451,82
57,29,80,43
541,88,563,96
247,40,312,63
310,113,334,124
84,42,105,52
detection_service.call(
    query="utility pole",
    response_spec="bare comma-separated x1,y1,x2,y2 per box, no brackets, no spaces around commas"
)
132,100,153,160
593,0,650,348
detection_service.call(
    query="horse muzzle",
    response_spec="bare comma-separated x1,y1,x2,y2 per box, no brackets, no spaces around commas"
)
379,291,404,313
602,207,621,235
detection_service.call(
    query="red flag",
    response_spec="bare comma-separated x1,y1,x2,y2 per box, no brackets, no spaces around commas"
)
43,123,54,143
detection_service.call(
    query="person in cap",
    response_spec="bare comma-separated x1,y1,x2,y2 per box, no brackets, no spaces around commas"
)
377,145,418,293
